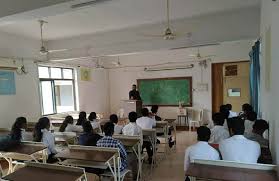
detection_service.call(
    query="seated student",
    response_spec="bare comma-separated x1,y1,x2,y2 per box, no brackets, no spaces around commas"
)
136,108,156,129
33,117,58,163
239,103,253,120
219,105,230,130
244,111,257,136
150,105,162,121
226,104,238,118
184,126,220,173
209,113,230,144
10,117,28,141
122,112,141,180
110,114,123,134
219,117,261,163
88,112,101,132
76,111,87,126
246,119,269,148
97,122,127,172
79,121,102,146
59,115,83,132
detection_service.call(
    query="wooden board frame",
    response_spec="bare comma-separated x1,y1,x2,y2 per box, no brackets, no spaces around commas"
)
137,77,193,107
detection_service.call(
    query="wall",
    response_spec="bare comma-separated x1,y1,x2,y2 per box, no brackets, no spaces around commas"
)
260,0,279,166
108,40,254,122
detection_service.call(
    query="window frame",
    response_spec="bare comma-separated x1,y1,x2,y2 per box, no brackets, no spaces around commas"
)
38,66,77,116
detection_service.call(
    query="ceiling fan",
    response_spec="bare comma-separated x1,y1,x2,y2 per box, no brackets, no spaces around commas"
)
94,59,105,69
39,20,68,55
111,57,121,67
189,48,216,60
141,0,191,40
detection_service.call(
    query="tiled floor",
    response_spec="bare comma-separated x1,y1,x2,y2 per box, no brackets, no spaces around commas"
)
150,130,197,181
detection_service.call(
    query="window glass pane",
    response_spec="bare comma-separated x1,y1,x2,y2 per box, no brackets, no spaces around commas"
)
54,80,75,113
63,69,73,79
41,81,54,115
38,67,49,78
51,68,62,79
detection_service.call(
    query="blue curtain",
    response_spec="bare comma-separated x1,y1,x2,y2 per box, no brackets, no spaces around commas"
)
249,40,261,115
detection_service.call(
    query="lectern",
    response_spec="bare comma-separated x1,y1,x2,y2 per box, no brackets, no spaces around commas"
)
121,100,142,117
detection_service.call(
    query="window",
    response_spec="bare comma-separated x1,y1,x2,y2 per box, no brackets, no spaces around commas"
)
38,66,76,115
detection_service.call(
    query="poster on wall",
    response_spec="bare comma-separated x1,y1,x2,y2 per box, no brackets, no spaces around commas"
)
80,67,91,81
0,71,16,95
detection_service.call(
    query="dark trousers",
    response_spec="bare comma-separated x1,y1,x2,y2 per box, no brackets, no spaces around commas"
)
142,141,153,159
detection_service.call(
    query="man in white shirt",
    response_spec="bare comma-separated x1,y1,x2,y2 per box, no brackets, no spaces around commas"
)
226,104,238,118
244,111,257,136
110,114,123,134
209,113,230,144
136,108,155,164
220,117,261,163
136,108,156,129
184,126,220,173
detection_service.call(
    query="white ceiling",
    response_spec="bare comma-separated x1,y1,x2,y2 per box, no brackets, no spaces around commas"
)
0,0,260,40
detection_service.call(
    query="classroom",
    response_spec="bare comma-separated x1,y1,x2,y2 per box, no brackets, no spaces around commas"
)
0,0,278,181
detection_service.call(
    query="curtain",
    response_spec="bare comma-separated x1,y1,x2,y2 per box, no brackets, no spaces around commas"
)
249,40,261,115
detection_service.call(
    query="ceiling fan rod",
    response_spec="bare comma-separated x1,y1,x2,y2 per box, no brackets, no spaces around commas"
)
166,0,170,28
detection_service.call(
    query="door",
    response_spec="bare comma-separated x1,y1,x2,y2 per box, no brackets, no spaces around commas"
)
223,62,250,112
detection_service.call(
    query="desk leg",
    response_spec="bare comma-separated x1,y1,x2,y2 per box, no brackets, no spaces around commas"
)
136,143,142,181
106,156,118,181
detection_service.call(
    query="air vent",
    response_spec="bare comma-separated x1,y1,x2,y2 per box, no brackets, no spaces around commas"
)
225,65,238,76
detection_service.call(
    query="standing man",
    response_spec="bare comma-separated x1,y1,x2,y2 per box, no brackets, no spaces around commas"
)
129,84,141,100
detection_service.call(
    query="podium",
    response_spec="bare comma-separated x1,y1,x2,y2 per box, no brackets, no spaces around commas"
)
121,100,142,118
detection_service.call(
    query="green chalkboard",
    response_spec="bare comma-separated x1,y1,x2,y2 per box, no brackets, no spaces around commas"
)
137,77,192,106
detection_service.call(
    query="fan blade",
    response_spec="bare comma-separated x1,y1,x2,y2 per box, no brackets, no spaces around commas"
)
48,49,68,53
170,42,220,50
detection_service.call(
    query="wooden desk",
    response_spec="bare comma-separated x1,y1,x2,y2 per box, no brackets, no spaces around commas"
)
56,146,119,181
3,162,85,181
186,163,277,181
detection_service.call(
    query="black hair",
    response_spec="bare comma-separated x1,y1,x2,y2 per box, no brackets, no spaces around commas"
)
212,113,225,126
231,117,245,135
242,103,253,113
33,117,50,142
76,111,87,125
253,119,269,133
110,114,118,124
226,104,232,111
88,112,97,121
82,121,93,133
219,105,230,119
197,126,211,142
151,105,159,114
129,112,138,123
132,84,137,87
141,108,149,117
103,122,114,136
246,111,257,122
10,117,27,141
59,116,74,132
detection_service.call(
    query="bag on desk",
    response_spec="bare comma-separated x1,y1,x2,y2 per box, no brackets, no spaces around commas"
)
0,135,20,151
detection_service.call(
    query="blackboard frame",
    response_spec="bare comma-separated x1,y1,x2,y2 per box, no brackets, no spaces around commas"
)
137,76,193,107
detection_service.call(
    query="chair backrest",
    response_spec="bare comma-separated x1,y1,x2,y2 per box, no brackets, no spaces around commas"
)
142,129,156,145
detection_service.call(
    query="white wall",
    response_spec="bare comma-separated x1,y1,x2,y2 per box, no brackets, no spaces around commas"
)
260,0,279,166
108,40,254,122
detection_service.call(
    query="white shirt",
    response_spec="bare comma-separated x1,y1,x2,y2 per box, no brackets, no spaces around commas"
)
244,120,254,135
90,120,102,133
229,111,238,118
41,129,57,155
65,124,83,132
21,129,33,141
123,122,142,136
219,135,261,163
136,116,156,129
114,124,124,134
184,141,220,171
209,126,230,144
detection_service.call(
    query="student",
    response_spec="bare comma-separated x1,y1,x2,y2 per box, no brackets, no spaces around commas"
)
244,111,257,136
88,112,101,132
97,122,127,172
219,105,230,130
76,111,87,126
209,113,230,144
239,103,253,120
59,115,83,132
184,126,220,173
123,112,142,136
226,104,238,118
246,119,269,148
79,121,102,146
33,117,57,163
10,117,28,141
110,114,123,134
136,108,156,129
150,105,162,121
122,112,141,180
219,117,260,163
